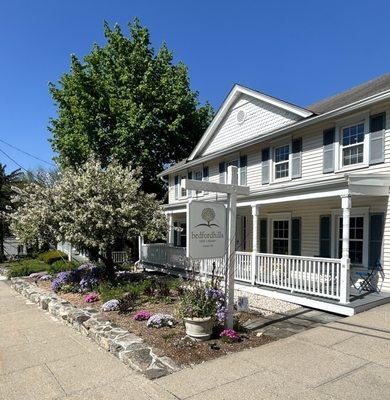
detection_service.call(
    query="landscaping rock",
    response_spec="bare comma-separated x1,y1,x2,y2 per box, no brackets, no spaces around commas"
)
9,277,179,380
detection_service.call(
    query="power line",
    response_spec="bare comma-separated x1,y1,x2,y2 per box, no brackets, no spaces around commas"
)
0,138,55,167
0,147,29,173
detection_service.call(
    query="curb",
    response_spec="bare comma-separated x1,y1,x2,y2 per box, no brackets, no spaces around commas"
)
9,277,180,380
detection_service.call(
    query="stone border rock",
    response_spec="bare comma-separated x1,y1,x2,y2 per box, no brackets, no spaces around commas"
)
10,277,180,380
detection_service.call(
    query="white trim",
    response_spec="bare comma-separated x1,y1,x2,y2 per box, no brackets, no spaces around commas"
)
188,84,312,161
267,212,292,254
272,142,292,183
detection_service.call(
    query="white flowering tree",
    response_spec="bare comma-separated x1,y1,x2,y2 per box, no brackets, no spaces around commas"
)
10,159,167,276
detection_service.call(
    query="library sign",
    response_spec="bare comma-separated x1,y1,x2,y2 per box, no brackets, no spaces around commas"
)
187,201,226,259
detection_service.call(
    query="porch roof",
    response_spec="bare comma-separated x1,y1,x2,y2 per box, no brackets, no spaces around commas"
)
163,173,390,213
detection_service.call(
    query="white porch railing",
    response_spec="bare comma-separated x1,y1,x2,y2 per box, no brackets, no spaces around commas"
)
255,253,342,300
112,251,129,263
140,244,343,301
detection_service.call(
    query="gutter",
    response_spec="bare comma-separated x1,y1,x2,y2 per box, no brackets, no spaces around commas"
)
158,89,390,178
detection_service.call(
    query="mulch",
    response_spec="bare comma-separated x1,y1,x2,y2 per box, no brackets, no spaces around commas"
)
35,280,275,366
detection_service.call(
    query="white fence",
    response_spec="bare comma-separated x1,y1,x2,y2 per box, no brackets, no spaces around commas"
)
140,244,343,301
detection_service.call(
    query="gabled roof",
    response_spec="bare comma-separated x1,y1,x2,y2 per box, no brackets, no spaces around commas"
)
188,84,314,161
159,74,390,178
307,73,390,114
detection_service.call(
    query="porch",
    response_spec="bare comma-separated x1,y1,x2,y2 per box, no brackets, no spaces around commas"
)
145,174,390,315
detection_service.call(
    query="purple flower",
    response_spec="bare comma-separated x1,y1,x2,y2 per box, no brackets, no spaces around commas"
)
79,277,99,292
56,271,77,284
220,329,240,343
101,299,119,312
133,310,152,321
51,278,62,293
206,287,224,301
216,306,227,322
84,292,99,303
146,314,175,328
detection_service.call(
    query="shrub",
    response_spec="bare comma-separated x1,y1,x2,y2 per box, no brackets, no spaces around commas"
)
99,281,139,303
146,314,175,328
47,260,80,275
101,299,120,312
133,310,152,321
220,329,240,343
37,250,68,264
51,278,62,293
6,259,48,278
156,280,171,297
118,290,140,313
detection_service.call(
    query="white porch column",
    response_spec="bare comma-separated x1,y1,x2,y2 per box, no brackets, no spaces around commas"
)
340,195,351,304
167,213,174,245
138,235,144,262
251,205,260,285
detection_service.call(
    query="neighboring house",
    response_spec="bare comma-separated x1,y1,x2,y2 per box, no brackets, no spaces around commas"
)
139,74,390,315
3,236,27,258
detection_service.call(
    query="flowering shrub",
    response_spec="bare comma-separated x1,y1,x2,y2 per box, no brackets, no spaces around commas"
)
146,314,175,328
177,280,226,322
79,277,99,293
39,274,52,281
84,292,99,303
220,329,240,343
133,310,152,321
57,270,78,284
101,299,120,312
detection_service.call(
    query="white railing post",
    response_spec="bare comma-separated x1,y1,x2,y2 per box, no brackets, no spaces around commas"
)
340,195,351,304
138,236,144,263
167,213,174,245
251,205,260,285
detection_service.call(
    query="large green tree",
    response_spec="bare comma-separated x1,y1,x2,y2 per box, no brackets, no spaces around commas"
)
49,19,213,196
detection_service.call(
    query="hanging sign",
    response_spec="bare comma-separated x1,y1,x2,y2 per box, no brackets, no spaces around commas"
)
187,200,227,259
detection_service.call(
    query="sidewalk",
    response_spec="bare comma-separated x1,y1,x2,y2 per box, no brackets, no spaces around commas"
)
1,278,389,400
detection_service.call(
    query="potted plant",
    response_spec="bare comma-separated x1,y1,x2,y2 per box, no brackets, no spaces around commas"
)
177,280,226,341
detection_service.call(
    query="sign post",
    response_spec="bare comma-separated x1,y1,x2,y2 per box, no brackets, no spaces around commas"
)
183,166,249,329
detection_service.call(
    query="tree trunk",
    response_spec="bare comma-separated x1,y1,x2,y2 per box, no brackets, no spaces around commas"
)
99,248,115,281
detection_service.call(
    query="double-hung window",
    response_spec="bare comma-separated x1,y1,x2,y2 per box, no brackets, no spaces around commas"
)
274,145,290,179
272,219,289,255
195,170,203,196
338,216,364,264
341,123,365,167
180,176,187,198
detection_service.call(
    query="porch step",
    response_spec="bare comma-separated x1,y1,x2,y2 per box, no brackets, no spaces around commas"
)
235,283,390,316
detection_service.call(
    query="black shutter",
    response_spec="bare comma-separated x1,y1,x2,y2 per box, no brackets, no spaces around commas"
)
203,166,209,194
261,148,270,184
259,219,267,253
369,213,384,269
239,155,247,186
187,171,192,197
323,128,335,173
291,138,302,179
319,215,331,258
219,162,226,183
291,218,301,256
174,176,179,200
369,113,386,165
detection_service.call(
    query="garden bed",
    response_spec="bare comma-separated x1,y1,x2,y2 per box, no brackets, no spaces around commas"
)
31,270,275,366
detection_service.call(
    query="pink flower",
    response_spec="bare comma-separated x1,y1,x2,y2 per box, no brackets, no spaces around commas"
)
84,292,99,303
220,329,240,343
133,310,152,321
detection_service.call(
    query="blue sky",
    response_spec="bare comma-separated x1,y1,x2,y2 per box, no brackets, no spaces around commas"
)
0,0,389,171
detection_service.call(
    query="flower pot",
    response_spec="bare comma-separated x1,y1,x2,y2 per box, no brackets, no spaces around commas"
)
183,317,213,341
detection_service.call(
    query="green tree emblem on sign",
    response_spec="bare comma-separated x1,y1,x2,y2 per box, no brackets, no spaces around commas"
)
196,207,219,228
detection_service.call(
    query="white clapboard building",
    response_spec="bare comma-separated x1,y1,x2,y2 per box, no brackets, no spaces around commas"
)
139,74,390,315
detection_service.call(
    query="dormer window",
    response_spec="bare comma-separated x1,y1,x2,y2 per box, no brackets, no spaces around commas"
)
341,123,365,166
274,144,290,179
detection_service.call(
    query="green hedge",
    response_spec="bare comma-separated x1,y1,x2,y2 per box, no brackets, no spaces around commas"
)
6,259,48,278
47,260,80,275
37,250,68,264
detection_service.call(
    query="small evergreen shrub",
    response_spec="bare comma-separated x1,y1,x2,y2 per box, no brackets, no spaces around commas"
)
47,260,80,275
37,250,68,264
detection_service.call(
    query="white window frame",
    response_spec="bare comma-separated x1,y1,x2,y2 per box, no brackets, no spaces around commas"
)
331,207,369,268
194,169,203,197
271,142,291,183
335,113,369,172
179,175,187,199
267,212,291,254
